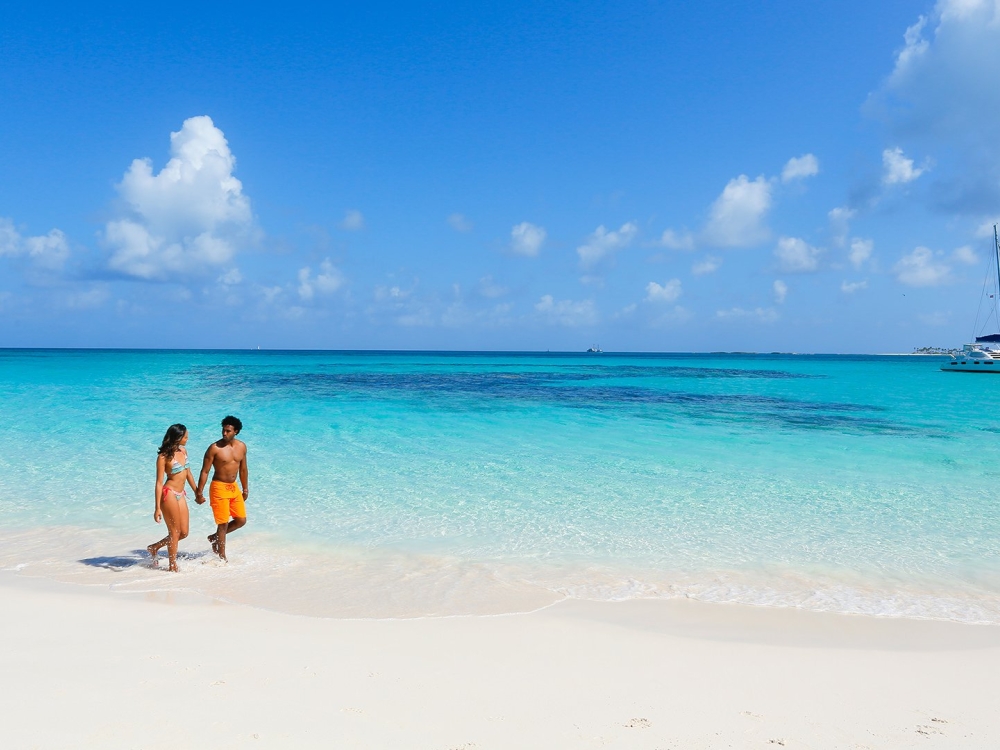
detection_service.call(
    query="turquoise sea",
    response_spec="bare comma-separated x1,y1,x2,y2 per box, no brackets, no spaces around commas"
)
2,349,999,621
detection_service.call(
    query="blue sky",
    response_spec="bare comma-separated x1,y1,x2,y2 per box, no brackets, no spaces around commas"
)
2,0,999,351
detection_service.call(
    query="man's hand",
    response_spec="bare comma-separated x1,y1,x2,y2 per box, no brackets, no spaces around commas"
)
242,491,249,502
195,493,206,505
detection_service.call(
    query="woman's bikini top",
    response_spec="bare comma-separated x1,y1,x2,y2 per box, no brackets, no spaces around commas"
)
169,448,190,475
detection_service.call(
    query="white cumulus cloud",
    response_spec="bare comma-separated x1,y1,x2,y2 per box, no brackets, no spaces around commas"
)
774,236,822,272
848,238,874,269
534,294,598,326
773,280,788,304
701,175,773,248
0,217,70,270
510,222,547,257
576,222,637,267
882,147,926,185
645,279,682,303
781,154,819,182
576,221,639,268
105,115,253,280
298,259,345,300
894,246,952,286
866,1,1000,212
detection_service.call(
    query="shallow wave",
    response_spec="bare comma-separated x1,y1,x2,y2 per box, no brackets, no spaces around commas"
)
3,526,1000,624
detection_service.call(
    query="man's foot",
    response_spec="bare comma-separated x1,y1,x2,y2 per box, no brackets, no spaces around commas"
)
208,533,219,555
147,544,159,565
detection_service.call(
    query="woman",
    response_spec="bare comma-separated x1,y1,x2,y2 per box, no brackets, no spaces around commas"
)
147,423,196,572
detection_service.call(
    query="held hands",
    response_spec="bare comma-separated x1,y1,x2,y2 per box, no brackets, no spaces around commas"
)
195,492,206,505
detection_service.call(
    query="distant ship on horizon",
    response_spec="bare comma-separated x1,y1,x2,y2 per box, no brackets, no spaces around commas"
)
586,345,603,353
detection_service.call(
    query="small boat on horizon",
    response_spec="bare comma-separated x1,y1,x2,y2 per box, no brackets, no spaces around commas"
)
942,224,1000,373
586,345,603,353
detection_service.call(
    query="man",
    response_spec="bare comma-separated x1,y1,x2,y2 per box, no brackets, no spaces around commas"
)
196,415,249,561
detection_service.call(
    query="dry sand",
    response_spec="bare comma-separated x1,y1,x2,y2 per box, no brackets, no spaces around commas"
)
2,571,999,749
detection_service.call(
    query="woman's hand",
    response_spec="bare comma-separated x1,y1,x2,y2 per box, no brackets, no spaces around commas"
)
154,508,162,523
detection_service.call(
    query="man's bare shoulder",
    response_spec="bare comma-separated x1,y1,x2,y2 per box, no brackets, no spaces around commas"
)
234,439,247,455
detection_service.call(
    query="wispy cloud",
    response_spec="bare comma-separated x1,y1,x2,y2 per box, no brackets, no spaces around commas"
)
692,255,721,275
658,229,695,251
715,306,779,323
510,222,546,257
339,209,365,231
841,280,868,294
773,280,787,304
952,245,979,265
477,275,508,299
534,294,598,326
448,213,473,232
828,206,856,247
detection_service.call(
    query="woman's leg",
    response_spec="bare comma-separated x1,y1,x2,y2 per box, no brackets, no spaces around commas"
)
147,534,169,562
147,491,171,562
159,494,182,572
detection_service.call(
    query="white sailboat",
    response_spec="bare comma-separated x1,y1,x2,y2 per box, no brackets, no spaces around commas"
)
942,224,1000,373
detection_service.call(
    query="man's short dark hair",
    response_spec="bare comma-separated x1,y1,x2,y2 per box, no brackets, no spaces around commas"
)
222,415,243,433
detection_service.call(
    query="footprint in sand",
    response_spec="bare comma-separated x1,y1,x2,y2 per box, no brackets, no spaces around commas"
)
768,740,786,747
625,718,651,729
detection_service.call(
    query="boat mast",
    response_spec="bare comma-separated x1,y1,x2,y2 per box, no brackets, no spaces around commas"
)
995,224,1000,331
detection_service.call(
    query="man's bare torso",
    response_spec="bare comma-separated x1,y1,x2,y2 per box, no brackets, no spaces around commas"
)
209,439,246,483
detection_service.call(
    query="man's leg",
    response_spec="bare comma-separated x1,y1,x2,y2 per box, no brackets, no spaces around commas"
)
214,522,228,561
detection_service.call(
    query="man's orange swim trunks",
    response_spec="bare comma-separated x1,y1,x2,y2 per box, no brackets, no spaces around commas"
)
209,481,246,524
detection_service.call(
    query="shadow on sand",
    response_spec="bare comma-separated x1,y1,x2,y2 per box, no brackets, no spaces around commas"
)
79,550,210,571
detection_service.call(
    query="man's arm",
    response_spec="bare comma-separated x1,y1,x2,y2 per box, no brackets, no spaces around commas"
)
239,443,249,501
196,444,215,502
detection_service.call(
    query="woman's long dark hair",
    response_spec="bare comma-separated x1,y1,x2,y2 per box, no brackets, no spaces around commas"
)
157,423,187,462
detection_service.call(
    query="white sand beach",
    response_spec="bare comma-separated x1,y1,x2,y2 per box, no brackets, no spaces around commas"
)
2,572,998,749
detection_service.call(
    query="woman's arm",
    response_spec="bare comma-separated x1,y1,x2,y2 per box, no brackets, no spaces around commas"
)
154,455,165,523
